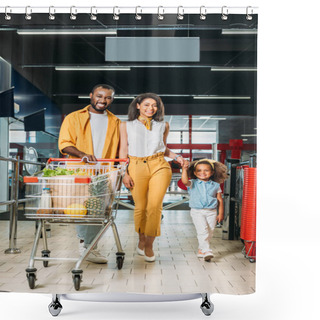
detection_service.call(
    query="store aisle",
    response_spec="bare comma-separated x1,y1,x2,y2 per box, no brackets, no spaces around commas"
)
0,210,255,294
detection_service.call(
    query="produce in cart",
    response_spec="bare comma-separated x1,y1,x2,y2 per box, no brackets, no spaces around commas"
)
64,203,87,216
23,158,127,291
32,165,116,217
85,175,107,215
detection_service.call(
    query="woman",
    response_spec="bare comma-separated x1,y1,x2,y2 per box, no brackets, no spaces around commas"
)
119,93,184,262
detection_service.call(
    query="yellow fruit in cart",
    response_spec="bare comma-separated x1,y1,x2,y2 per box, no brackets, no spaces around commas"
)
73,170,88,176
64,203,87,216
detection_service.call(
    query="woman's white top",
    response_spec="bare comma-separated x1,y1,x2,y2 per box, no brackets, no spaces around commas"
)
126,119,166,157
89,111,108,159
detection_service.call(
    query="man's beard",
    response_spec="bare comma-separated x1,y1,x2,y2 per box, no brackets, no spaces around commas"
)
90,101,108,112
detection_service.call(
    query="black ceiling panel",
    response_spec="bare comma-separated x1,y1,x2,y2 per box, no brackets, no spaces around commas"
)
0,13,257,116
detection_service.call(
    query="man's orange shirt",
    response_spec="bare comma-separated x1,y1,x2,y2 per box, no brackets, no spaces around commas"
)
58,105,120,160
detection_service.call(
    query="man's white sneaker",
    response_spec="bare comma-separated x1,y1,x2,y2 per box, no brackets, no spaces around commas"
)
86,249,108,264
79,243,107,264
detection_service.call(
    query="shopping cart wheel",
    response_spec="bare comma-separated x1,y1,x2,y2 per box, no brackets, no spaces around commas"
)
26,268,37,289
73,275,81,291
48,295,63,317
116,256,124,270
27,273,36,289
200,293,214,316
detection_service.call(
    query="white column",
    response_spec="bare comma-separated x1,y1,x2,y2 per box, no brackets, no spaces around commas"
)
0,57,11,212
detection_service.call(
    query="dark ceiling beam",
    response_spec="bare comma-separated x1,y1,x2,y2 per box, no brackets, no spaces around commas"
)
0,14,257,118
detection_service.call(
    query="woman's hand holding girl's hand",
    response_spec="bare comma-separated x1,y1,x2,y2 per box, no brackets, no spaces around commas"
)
182,160,189,169
176,156,186,167
123,173,134,189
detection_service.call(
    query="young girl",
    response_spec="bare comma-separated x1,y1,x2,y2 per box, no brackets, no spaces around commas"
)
119,93,185,262
181,159,228,262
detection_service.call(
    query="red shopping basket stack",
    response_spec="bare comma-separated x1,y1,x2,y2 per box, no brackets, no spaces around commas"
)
240,167,257,262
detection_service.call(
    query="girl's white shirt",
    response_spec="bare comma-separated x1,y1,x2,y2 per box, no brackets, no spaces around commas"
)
126,119,166,157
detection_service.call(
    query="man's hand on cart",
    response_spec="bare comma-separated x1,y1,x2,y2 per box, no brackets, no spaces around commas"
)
80,154,97,163
61,146,97,163
123,172,134,189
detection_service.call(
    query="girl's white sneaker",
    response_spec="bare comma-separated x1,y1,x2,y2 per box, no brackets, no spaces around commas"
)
204,251,214,262
197,249,205,258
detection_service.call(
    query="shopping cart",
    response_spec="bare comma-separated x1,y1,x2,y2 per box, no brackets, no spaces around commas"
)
23,158,128,291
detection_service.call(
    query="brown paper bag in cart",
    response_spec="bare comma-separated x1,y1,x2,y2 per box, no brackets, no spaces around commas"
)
48,170,120,216
49,177,90,214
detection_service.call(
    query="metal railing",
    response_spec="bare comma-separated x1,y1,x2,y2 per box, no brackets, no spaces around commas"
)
0,155,45,254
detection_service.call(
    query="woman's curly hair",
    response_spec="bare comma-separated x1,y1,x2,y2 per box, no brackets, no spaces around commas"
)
187,159,228,184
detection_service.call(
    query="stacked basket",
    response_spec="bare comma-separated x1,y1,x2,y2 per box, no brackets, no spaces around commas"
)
240,167,257,262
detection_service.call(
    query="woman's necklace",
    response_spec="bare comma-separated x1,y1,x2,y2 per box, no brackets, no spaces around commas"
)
138,116,152,130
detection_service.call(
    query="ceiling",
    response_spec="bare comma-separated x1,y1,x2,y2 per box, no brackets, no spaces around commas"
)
0,12,257,144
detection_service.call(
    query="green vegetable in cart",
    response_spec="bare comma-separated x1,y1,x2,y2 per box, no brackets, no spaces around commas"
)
42,167,75,177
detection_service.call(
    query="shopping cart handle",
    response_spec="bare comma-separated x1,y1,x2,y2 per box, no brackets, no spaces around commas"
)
47,158,128,164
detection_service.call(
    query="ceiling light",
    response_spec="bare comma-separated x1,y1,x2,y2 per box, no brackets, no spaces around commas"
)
183,117,226,120
114,96,135,99
17,29,117,35
241,134,257,137
193,96,251,100
78,95,135,99
56,66,130,71
221,29,257,35
210,67,257,72
158,94,190,97
78,94,250,100
198,116,227,120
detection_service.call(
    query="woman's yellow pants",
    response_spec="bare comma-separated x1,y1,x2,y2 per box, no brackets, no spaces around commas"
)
128,152,172,237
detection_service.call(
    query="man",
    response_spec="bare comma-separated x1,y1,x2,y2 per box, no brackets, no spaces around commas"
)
58,84,120,263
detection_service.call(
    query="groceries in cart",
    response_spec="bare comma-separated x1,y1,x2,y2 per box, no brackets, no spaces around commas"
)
24,158,125,219
23,158,127,290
